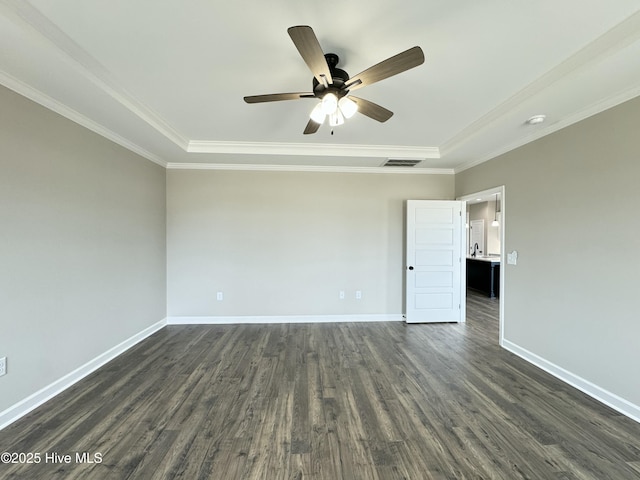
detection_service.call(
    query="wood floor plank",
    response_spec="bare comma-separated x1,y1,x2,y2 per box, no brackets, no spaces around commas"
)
1,291,639,479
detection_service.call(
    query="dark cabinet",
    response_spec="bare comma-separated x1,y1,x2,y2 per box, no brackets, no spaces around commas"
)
466,258,500,298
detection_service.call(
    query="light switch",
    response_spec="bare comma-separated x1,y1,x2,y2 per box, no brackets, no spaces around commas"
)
507,251,518,265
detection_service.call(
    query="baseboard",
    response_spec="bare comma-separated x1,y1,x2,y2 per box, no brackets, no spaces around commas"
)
167,313,404,325
502,339,640,424
0,318,167,431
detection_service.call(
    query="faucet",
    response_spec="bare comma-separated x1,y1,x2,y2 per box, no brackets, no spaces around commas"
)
471,243,479,257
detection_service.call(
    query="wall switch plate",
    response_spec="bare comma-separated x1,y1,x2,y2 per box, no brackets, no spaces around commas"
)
0,357,6,377
507,251,518,265
216,292,223,301
339,291,345,300
355,290,362,300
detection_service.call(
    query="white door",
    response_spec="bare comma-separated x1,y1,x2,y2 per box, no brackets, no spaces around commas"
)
405,200,465,323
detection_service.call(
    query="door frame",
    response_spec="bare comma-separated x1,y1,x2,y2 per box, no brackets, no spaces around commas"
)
457,186,505,346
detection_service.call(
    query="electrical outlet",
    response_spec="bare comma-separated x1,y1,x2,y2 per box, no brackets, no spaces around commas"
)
0,357,6,377
216,292,224,301
339,291,345,300
355,290,362,300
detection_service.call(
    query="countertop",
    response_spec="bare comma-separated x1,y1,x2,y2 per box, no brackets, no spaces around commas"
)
467,256,501,263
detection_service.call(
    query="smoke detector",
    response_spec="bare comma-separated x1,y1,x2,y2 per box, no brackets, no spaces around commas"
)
525,114,546,125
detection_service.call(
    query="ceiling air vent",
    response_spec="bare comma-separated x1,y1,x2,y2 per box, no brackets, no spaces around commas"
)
382,158,423,167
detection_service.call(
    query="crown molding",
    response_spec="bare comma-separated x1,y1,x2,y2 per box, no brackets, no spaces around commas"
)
2,1,441,160
1,0,190,151
166,162,453,175
187,140,440,159
454,83,640,174
5,1,638,175
0,70,168,167
442,9,640,159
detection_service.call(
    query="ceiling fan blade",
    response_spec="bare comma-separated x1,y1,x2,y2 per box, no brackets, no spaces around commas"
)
244,92,314,103
350,96,393,122
288,26,333,85
303,118,321,135
346,46,424,91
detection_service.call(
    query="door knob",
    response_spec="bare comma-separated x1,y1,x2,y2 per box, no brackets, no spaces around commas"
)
408,266,414,270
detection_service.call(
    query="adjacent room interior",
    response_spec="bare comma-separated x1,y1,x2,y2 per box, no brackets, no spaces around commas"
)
1,2,640,478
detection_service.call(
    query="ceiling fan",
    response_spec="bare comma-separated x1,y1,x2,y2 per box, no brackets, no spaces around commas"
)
243,26,425,134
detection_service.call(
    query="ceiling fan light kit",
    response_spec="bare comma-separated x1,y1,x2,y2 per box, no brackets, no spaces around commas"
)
329,109,345,127
244,25,425,134
338,96,358,118
309,92,357,127
309,103,326,124
321,92,339,115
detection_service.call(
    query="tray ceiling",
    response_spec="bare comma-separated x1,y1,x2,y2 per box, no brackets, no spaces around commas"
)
1,0,640,171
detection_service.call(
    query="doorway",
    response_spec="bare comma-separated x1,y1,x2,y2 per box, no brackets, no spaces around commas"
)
458,186,505,345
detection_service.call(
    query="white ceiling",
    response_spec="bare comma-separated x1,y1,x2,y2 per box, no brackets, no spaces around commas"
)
2,1,640,172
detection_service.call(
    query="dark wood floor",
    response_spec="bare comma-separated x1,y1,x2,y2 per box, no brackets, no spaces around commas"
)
1,291,640,479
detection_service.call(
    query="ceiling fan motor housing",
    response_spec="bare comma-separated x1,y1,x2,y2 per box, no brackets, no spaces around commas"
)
312,53,350,97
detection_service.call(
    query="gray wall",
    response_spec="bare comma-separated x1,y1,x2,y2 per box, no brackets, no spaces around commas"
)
0,85,167,412
456,95,640,408
167,169,454,317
